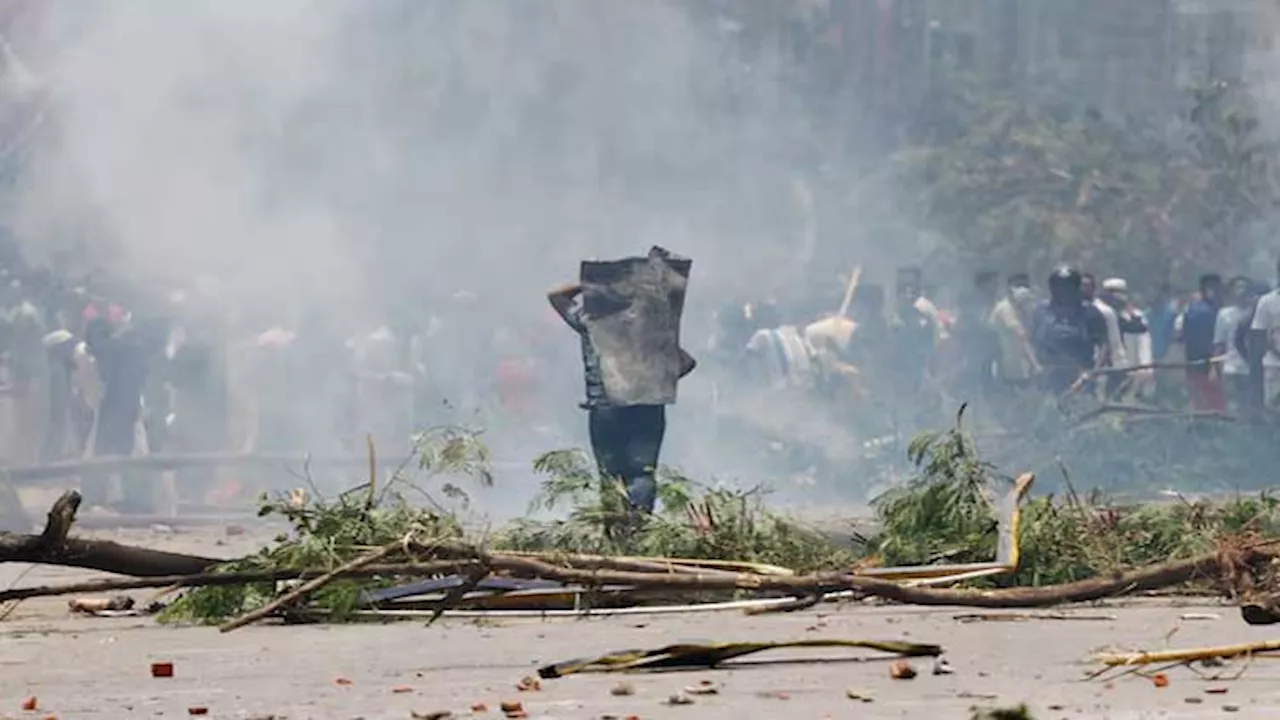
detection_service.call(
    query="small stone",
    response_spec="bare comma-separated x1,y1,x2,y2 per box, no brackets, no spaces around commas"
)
889,660,918,680
845,688,874,703
1223,705,1240,713
1185,697,1203,704
515,676,541,692
665,693,694,706
610,682,635,697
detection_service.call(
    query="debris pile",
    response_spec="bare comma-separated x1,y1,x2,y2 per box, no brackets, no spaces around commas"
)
5,474,1280,632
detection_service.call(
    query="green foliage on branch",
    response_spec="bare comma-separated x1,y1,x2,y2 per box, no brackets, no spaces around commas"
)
497,448,854,573
158,427,491,623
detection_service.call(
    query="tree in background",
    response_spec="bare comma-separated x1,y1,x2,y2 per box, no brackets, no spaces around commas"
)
886,73,1280,294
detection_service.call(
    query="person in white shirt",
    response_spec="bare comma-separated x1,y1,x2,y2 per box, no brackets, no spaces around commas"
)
1214,276,1254,411
1100,277,1153,400
743,301,816,391
988,285,1039,384
1248,261,1280,411
1082,274,1123,366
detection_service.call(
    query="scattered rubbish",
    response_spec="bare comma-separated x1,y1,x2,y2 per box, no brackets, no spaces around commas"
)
844,688,873,703
68,596,134,614
150,662,174,678
957,692,998,700
150,524,174,534
755,691,790,700
1151,673,1169,688
664,693,693,706
537,640,942,678
334,677,353,686
683,680,719,695
392,686,413,694
1224,705,1240,712
1205,687,1229,695
187,709,209,716
1178,613,1220,621
609,683,635,697
20,697,36,711
468,702,488,712
932,657,954,675
516,676,541,692
499,700,524,716
409,712,453,720
1185,697,1203,704
889,660,918,680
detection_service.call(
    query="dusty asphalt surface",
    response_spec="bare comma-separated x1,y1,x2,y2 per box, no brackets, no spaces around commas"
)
2,525,1280,719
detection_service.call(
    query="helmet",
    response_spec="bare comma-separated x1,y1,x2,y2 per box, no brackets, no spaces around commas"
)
1048,265,1082,303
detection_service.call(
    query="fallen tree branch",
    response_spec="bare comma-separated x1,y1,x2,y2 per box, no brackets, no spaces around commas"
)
0,560,482,603
219,533,415,632
0,490,220,576
426,543,1265,609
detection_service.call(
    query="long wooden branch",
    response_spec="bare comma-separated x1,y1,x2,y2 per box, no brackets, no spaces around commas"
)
463,546,1252,609
0,561,482,603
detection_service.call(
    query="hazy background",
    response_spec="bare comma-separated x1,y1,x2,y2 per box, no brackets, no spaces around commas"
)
0,1,901,513
3,1,1275,517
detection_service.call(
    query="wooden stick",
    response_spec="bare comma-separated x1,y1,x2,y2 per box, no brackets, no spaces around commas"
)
837,265,863,319
0,560,481,603
1097,639,1280,667
219,535,412,633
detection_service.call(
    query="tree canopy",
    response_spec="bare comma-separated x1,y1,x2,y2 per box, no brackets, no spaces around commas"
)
888,74,1280,295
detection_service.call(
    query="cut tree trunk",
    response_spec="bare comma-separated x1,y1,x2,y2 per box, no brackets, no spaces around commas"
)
0,490,221,576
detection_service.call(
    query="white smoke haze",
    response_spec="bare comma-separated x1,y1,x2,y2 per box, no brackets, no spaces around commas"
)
8,1,889,509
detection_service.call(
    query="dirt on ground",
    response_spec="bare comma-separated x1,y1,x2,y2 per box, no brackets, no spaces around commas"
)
1,524,1277,719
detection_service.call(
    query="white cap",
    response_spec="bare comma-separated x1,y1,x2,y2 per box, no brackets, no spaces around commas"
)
1102,277,1128,293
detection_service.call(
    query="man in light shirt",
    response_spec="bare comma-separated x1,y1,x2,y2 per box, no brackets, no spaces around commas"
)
989,282,1039,386
1100,277,1152,400
1249,260,1280,412
1214,276,1254,412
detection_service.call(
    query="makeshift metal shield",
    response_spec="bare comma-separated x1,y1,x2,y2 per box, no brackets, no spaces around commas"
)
580,246,692,406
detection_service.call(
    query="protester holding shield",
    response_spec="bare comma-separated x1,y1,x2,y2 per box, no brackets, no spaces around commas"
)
547,247,696,519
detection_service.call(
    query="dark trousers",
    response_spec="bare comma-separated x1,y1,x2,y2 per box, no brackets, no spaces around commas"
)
587,404,666,514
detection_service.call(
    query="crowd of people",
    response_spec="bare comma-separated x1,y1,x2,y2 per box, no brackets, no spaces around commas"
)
0,235,569,514
708,260,1280,433
5,221,1280,516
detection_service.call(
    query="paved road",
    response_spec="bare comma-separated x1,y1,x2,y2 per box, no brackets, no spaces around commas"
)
2,526,1277,719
